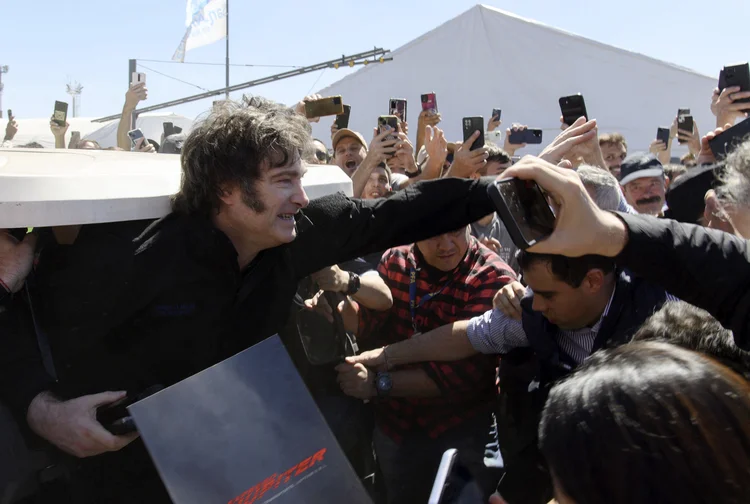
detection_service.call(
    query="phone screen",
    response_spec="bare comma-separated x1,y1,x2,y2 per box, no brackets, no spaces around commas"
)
492,178,556,248
492,109,502,121
428,449,484,504
421,93,438,114
389,99,407,123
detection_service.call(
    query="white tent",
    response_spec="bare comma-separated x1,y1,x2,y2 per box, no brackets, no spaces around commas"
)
311,4,717,155
0,113,194,150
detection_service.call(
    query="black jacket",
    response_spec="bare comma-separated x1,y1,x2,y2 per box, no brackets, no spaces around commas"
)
615,213,750,349
0,177,496,500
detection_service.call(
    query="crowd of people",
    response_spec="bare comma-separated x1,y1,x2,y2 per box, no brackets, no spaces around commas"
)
1,64,750,504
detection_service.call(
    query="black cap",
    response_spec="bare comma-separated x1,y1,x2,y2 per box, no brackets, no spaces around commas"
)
160,133,186,154
665,164,722,223
619,153,664,185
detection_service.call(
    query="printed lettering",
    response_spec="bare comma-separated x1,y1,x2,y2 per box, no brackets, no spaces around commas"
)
310,448,327,465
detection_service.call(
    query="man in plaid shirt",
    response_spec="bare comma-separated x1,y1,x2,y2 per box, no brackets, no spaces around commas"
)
336,226,515,504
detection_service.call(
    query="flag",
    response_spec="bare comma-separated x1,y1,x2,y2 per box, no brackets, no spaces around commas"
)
172,0,227,62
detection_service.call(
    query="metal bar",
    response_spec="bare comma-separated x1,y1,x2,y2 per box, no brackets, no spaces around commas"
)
225,0,230,99
128,59,137,129
93,49,391,123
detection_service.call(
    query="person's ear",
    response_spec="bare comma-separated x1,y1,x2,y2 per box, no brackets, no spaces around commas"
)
218,185,236,206
582,269,605,293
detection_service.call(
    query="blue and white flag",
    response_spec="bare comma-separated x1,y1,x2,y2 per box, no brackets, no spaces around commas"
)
172,0,227,62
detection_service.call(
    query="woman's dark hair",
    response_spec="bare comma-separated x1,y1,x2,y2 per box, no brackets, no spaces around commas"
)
539,341,750,504
173,96,312,216
516,251,614,288
633,300,750,380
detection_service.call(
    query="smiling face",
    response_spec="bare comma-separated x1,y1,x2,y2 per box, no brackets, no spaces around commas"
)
600,142,627,179
416,227,471,272
219,157,310,251
334,136,366,177
362,166,391,199
623,176,667,216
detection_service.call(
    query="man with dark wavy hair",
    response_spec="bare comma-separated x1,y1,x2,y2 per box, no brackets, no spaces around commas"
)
1,96,504,502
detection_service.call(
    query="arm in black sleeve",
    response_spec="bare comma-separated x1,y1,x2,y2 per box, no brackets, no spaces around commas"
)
293,176,496,276
0,295,54,421
615,212,750,349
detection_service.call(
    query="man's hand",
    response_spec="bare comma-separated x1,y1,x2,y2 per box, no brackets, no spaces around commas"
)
294,94,322,123
493,281,526,320
400,121,409,136
4,118,18,142
27,391,139,458
134,137,156,153
649,139,667,154
50,119,69,139
488,114,502,133
424,125,448,168
676,119,701,156
539,117,598,166
696,123,733,166
394,132,418,172
480,236,502,255
311,265,349,293
125,83,148,111
711,86,750,127
500,156,628,258
330,120,340,140
418,109,442,128
450,131,488,178
335,363,376,400
0,230,37,292
364,127,399,165
503,125,528,156
343,347,390,371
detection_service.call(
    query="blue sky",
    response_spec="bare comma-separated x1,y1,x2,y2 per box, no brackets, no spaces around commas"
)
1,0,748,120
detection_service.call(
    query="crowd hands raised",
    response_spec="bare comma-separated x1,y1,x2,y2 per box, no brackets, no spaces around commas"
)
1,63,750,504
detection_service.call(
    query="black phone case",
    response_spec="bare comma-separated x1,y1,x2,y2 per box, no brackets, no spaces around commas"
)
487,181,537,250
492,109,502,121
462,117,485,151
96,385,164,435
724,63,750,104
559,95,588,126
677,116,693,144
52,101,68,126
656,128,670,145
335,105,351,130
709,118,750,160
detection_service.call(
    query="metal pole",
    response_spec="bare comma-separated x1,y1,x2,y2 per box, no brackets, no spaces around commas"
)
225,0,230,99
0,70,3,119
128,59,137,129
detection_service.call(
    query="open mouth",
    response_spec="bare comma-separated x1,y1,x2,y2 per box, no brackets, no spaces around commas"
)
277,213,296,221
345,160,357,170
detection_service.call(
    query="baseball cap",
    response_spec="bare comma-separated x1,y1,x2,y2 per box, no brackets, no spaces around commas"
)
619,153,664,186
332,129,368,152
161,133,187,154
665,164,721,223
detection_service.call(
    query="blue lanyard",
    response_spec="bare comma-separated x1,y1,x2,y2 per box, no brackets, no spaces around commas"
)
409,266,451,333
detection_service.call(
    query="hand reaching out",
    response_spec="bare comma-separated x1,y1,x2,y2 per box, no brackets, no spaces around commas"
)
295,94,323,123
125,83,148,110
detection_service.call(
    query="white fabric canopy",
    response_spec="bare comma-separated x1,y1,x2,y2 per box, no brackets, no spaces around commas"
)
311,4,717,155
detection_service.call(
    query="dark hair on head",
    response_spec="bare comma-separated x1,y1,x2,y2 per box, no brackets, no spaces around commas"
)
19,141,44,149
540,341,750,504
173,96,312,216
632,300,750,380
598,132,627,150
516,251,614,288
486,144,511,165
664,163,687,182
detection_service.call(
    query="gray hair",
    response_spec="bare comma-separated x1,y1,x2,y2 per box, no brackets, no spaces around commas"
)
717,137,750,208
577,165,622,211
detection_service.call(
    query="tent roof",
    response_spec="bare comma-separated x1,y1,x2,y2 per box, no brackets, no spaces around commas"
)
311,4,717,154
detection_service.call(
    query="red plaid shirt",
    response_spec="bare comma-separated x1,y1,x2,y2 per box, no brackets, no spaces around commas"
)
359,238,516,443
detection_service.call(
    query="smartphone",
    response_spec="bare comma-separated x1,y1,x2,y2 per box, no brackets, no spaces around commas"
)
719,68,727,91
389,98,407,123
335,105,351,130
163,122,174,138
127,128,147,149
7,109,12,120
131,72,146,87
508,128,543,145
723,63,750,104
656,127,670,145
559,94,588,126
427,449,484,504
305,96,344,118
96,385,164,435
421,92,438,114
491,109,502,122
462,117,485,151
677,108,691,118
52,101,68,126
677,115,694,143
378,115,399,141
709,117,750,160
487,178,556,249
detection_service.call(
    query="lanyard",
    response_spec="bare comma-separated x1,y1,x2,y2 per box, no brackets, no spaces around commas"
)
409,266,451,333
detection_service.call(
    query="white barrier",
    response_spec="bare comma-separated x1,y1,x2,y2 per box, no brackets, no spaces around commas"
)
0,149,352,227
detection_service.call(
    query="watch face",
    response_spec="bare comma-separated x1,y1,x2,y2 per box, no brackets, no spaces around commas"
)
377,373,392,392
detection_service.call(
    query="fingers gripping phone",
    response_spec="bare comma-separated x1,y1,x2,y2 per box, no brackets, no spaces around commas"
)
127,128,147,149
96,385,164,435
389,98,407,123
335,105,351,130
462,117,485,151
656,127,670,146
722,63,750,104
508,128,543,145
491,109,502,122
305,96,344,118
131,72,146,87
52,101,68,126
559,94,588,126
488,178,556,249
677,115,694,144
428,449,484,504
378,115,399,141
421,92,438,114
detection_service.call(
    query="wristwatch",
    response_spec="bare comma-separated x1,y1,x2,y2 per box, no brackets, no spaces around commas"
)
345,272,361,296
375,372,393,397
